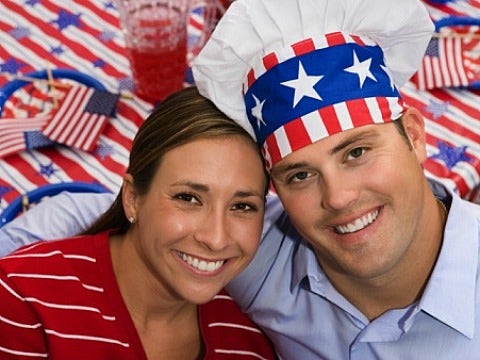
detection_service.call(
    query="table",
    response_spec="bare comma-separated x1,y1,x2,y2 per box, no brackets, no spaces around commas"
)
1,0,480,221
0,0,218,216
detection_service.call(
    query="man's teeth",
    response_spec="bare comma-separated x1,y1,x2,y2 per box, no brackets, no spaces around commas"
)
179,252,225,272
335,209,379,234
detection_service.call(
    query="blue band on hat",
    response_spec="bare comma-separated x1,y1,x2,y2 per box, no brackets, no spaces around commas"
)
244,42,401,145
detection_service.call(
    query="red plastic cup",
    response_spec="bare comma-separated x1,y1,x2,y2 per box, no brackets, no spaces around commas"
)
117,1,189,102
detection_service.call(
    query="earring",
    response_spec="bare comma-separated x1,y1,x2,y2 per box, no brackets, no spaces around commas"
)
128,216,135,224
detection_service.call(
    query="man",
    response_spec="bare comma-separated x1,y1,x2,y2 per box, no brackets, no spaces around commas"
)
3,0,480,358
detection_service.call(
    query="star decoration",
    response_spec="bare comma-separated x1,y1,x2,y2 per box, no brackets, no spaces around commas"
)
281,61,324,108
50,45,65,55
344,50,376,88
380,64,395,91
424,100,449,120
0,58,25,73
251,94,266,129
38,162,57,178
51,9,81,31
431,142,471,170
99,30,116,42
104,1,116,10
25,0,40,6
95,143,114,160
92,59,106,68
9,26,31,40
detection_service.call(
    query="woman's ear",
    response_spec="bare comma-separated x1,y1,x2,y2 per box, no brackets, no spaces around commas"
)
402,107,428,163
122,174,137,221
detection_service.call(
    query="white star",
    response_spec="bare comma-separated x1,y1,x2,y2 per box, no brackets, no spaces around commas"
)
380,64,395,91
251,94,266,129
281,62,323,108
344,50,377,88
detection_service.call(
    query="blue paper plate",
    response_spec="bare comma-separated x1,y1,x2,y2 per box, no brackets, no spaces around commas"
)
0,181,111,227
0,68,107,115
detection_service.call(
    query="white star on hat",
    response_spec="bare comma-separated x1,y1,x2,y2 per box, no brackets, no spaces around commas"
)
344,50,376,88
251,94,266,129
281,61,324,108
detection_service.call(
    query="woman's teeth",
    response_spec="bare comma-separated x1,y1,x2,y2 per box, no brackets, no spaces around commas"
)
179,252,225,272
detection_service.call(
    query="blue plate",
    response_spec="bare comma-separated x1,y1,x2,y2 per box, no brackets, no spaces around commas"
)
0,181,111,227
0,68,107,115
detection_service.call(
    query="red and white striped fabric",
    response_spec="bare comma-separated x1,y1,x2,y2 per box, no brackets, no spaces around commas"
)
0,232,276,359
412,35,475,90
0,116,51,159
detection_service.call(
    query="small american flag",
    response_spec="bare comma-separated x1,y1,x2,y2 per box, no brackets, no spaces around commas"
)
412,32,480,90
0,116,54,159
41,85,119,151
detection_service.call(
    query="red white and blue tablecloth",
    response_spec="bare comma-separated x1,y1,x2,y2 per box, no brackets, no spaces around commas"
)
1,0,480,220
0,0,225,215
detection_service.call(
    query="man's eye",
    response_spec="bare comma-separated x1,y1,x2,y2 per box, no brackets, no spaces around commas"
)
288,171,310,183
346,147,366,160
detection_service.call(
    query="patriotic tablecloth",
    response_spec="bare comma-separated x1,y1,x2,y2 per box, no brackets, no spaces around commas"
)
0,0,480,221
0,0,223,216
407,0,480,202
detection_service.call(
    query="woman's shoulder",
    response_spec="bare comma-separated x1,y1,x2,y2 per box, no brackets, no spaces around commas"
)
0,232,109,273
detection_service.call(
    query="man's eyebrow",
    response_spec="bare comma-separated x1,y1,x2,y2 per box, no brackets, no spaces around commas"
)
329,129,380,156
271,162,309,177
271,129,381,177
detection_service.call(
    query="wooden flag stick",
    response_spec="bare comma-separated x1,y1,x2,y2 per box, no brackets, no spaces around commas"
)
45,63,58,109
0,72,71,89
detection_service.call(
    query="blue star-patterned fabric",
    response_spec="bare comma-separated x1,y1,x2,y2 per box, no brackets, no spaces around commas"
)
431,142,471,170
244,34,401,145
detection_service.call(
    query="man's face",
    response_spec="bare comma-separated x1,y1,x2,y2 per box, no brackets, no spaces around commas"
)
271,112,431,284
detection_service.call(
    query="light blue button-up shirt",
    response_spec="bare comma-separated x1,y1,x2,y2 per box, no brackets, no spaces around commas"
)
227,182,480,359
2,181,480,359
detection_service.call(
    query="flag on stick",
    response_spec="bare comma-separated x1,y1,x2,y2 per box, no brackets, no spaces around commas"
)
41,85,119,151
0,116,53,158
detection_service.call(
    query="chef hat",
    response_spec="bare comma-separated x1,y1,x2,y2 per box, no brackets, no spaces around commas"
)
192,0,434,168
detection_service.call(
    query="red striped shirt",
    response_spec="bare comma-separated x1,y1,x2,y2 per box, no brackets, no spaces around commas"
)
0,232,275,359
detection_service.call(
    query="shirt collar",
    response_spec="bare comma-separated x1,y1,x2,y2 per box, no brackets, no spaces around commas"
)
418,184,479,339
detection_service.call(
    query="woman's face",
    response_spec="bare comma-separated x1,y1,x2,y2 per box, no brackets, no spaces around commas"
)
127,135,266,304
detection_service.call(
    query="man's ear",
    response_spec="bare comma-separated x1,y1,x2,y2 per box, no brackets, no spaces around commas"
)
122,174,137,220
402,107,427,163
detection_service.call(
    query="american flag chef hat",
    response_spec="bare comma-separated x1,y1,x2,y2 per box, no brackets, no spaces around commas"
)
192,0,434,168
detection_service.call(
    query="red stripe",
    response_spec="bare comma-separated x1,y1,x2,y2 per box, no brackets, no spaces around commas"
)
325,32,347,47
283,118,311,152
377,97,393,121
318,106,342,135
263,52,279,71
265,135,282,167
350,34,366,46
291,38,315,57
247,69,256,88
345,98,374,127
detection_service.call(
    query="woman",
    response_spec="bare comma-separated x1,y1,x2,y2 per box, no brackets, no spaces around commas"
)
0,87,275,359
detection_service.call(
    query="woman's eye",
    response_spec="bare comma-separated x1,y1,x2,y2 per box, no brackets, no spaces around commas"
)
346,147,366,161
174,193,199,204
232,203,258,212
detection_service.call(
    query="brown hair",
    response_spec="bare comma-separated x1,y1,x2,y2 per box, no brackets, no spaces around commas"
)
83,86,267,235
